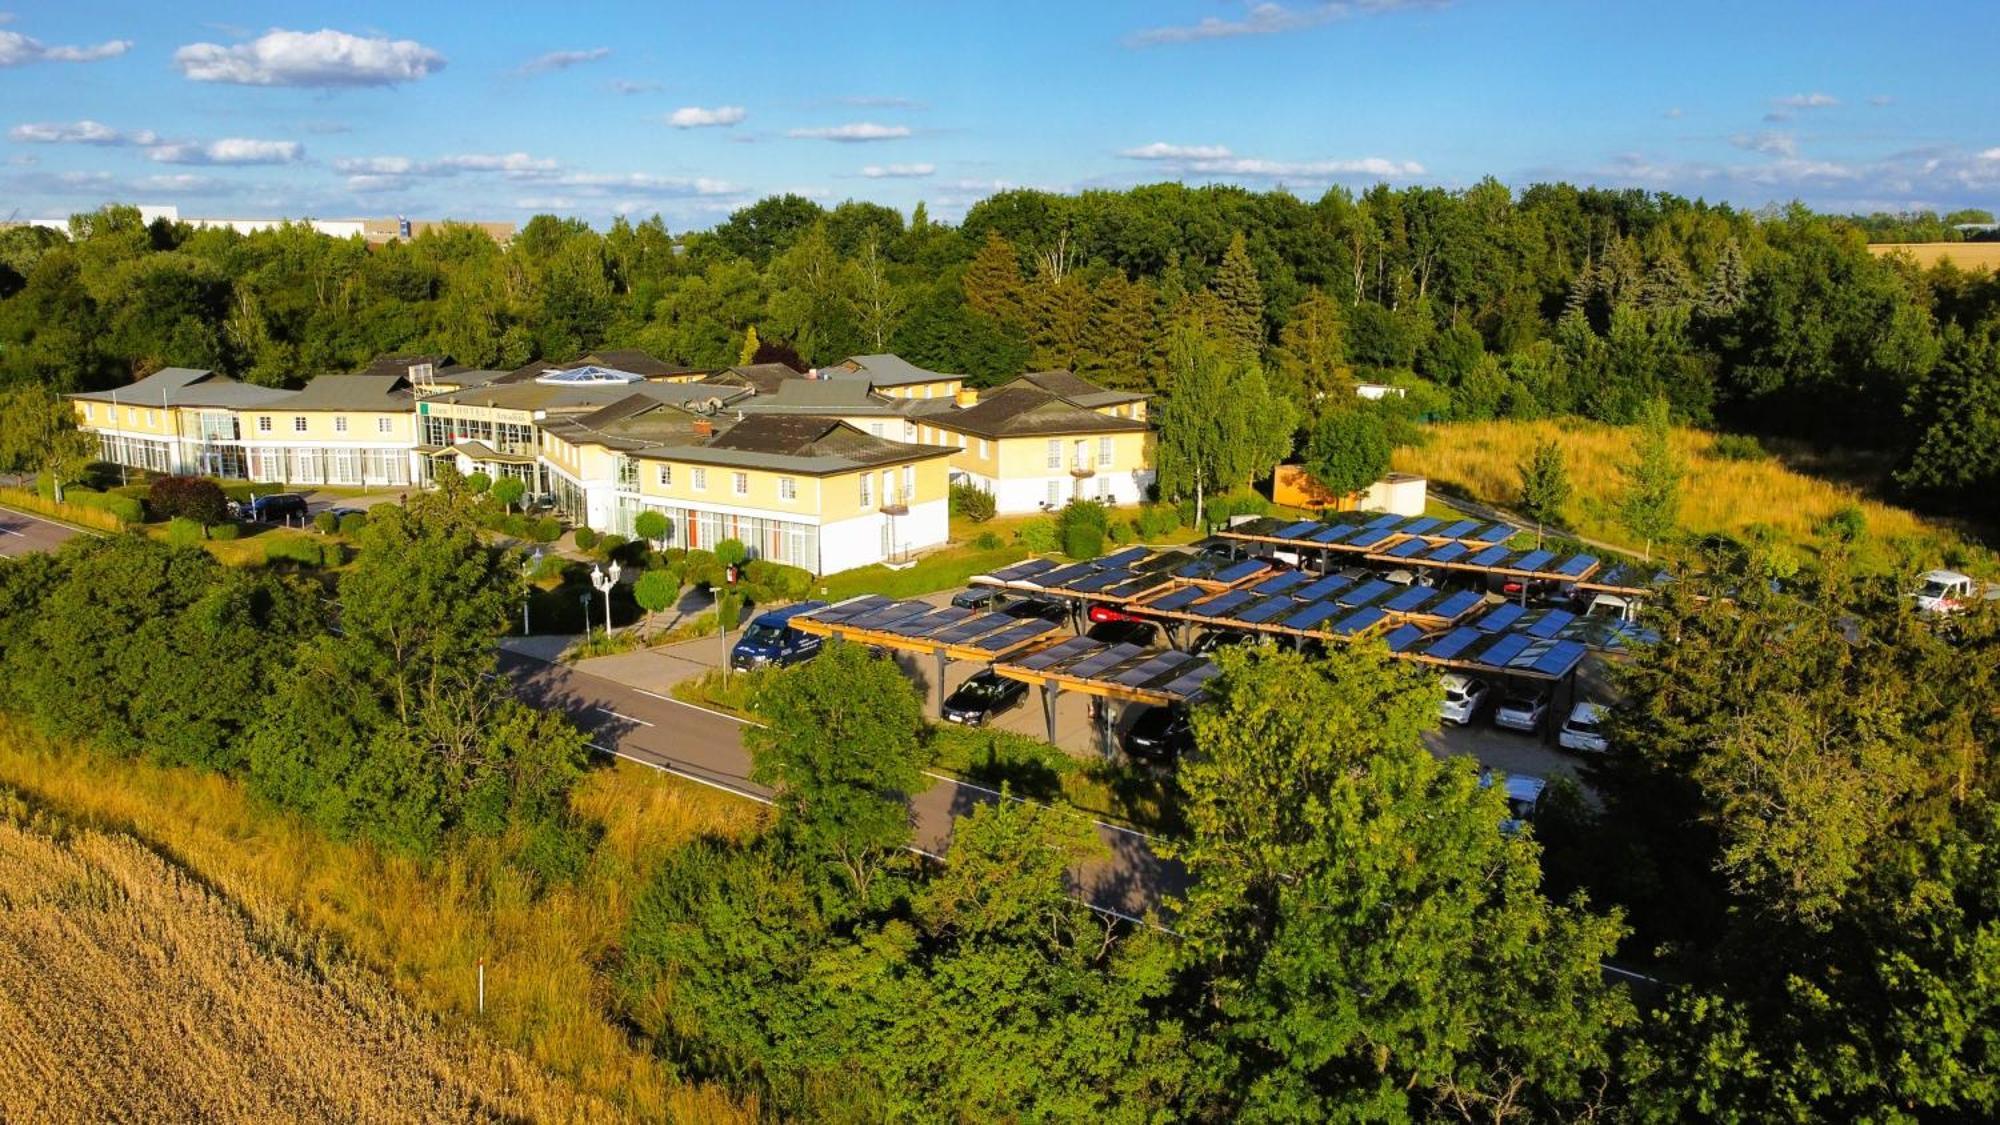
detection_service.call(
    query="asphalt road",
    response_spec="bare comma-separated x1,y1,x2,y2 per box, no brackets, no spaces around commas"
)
498,650,1187,922
0,506,87,557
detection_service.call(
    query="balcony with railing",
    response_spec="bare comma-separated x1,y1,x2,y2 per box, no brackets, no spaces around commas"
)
879,488,910,515
1069,455,1096,478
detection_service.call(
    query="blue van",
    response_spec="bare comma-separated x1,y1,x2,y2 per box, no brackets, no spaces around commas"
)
729,601,828,671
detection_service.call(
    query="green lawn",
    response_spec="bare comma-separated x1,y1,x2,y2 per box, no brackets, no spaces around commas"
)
815,538,1035,602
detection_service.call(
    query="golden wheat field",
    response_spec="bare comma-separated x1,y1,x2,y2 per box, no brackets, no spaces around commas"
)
0,792,611,1123
0,727,767,1124
1393,419,1983,565
1868,242,2000,271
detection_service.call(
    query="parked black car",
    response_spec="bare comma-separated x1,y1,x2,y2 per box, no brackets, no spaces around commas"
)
1191,629,1254,656
941,669,1029,726
236,493,309,523
950,587,1014,612
1086,618,1158,647
1123,704,1194,762
1003,597,1070,624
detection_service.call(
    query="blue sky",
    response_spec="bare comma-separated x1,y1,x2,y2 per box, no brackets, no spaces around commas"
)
5,1,1997,229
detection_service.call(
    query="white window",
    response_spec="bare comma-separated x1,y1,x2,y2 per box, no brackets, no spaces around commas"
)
334,416,348,433
779,477,796,501
656,464,672,486
1046,480,1062,506
126,408,136,425
978,438,989,459
732,472,748,496
859,472,872,506
82,404,92,421
870,423,885,438
902,465,914,498
377,417,393,433
293,416,307,433
903,422,915,441
145,410,156,427
691,467,707,491
1046,439,1061,469
1099,436,1113,467
257,415,272,433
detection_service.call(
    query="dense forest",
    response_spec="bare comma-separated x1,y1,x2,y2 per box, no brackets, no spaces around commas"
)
2,182,1997,517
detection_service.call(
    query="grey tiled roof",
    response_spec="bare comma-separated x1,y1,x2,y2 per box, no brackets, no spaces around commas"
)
923,387,1149,439
1010,369,1146,408
279,374,415,411
68,367,293,409
821,353,963,387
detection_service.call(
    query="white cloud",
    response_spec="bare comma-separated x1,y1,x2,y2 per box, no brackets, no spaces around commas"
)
548,171,738,196
667,105,747,129
610,79,660,95
148,138,303,165
1869,94,1895,107
333,152,558,182
516,47,609,75
787,122,911,142
1730,130,1798,158
1129,0,1443,46
860,163,936,178
1120,141,1421,179
433,152,559,173
836,95,925,109
1980,147,2000,161
1121,142,1234,160
174,28,444,87
0,28,131,65
9,120,158,146
1775,92,1838,109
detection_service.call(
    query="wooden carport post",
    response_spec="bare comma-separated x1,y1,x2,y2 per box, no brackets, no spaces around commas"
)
1041,682,1062,744
933,648,950,718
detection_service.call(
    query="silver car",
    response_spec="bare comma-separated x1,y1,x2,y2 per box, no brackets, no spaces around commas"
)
1439,673,1489,725
1493,689,1549,733
1558,702,1609,753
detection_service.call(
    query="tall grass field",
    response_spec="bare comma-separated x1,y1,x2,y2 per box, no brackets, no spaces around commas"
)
1393,419,1986,569
0,727,765,1123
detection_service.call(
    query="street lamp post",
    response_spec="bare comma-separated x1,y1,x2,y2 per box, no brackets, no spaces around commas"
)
520,549,542,637
578,592,592,636
590,561,621,637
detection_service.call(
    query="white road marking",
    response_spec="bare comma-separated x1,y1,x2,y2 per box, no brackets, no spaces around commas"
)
0,524,24,537
585,741,772,804
593,706,654,727
632,686,755,724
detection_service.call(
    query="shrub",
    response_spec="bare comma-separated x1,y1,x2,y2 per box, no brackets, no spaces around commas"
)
716,588,746,631
148,476,228,526
67,491,145,524
209,522,241,541
596,532,630,559
337,512,369,536
633,509,671,546
1818,505,1868,543
681,549,721,589
1108,520,1134,545
1057,499,1109,559
165,516,205,547
714,538,748,569
530,516,562,543
949,481,997,523
1015,517,1058,553
314,511,339,534
464,471,492,495
572,526,599,550
745,559,812,601
489,476,526,512
263,536,325,568
1137,504,1180,539
975,530,1003,550
1711,433,1767,462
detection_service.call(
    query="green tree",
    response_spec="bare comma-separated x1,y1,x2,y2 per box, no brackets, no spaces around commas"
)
1517,438,1572,547
1177,645,1632,1120
1618,397,1682,559
1155,327,1297,526
633,567,679,628
738,324,761,365
1270,287,1350,413
746,640,928,899
489,475,525,513
1302,406,1392,500
633,508,671,549
0,384,96,500
1209,231,1265,361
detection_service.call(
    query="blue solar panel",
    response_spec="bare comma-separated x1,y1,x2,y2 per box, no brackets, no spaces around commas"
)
1105,576,1168,601
1276,519,1323,540
1513,550,1556,574
934,612,1020,645
970,619,1059,653
1427,541,1470,564
1114,651,1197,688
1174,557,1221,579
888,607,972,637
1330,606,1387,636
1098,547,1152,569
1252,570,1310,596
1474,602,1526,632
1213,559,1268,584
1469,546,1513,567
1525,609,1577,638
1383,537,1429,559
1148,586,1207,612
1066,568,1135,593
1337,579,1396,607
1475,633,1533,668
1312,523,1362,544
1426,590,1485,621
1383,623,1426,651
1422,627,1485,661
1038,563,1100,588
1294,573,1354,600
851,600,934,629
813,594,890,624
1366,513,1403,529
1553,554,1598,578
1520,638,1588,678
1236,596,1296,624
987,558,1056,584
1400,516,1442,537
1194,590,1256,618
1067,643,1150,680
1383,586,1439,613
1159,662,1220,699
1473,522,1515,544
1347,527,1395,549
1435,519,1479,540
1283,600,1346,631
1014,635,1097,671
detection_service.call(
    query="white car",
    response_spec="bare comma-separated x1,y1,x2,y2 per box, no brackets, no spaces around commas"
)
1909,569,1998,615
1493,689,1550,733
1480,770,1548,836
1558,702,1609,753
1439,673,1489,725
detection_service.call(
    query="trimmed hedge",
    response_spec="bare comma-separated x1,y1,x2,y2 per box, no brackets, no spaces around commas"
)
0,486,127,531
67,490,145,524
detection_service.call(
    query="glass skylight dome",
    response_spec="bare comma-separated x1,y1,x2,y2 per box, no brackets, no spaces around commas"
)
533,364,644,385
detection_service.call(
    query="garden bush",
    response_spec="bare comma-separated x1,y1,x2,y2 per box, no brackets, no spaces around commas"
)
67,491,145,524
263,536,327,568
572,526,599,550
975,530,1003,550
530,516,562,543
745,559,812,601
165,517,205,547
1137,504,1180,539
1015,517,1058,553
596,532,631,560
464,471,492,494
313,511,339,534
1057,499,1109,559
1711,433,1767,461
148,476,229,526
949,481,997,523
337,512,369,536
208,522,241,541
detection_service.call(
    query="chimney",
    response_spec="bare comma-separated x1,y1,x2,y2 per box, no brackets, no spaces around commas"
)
692,418,713,437
955,387,978,408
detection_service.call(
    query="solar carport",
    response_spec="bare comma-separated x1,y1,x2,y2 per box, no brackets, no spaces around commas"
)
789,594,1063,716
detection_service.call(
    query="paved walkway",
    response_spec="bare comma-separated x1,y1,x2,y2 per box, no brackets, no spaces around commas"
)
0,505,89,557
